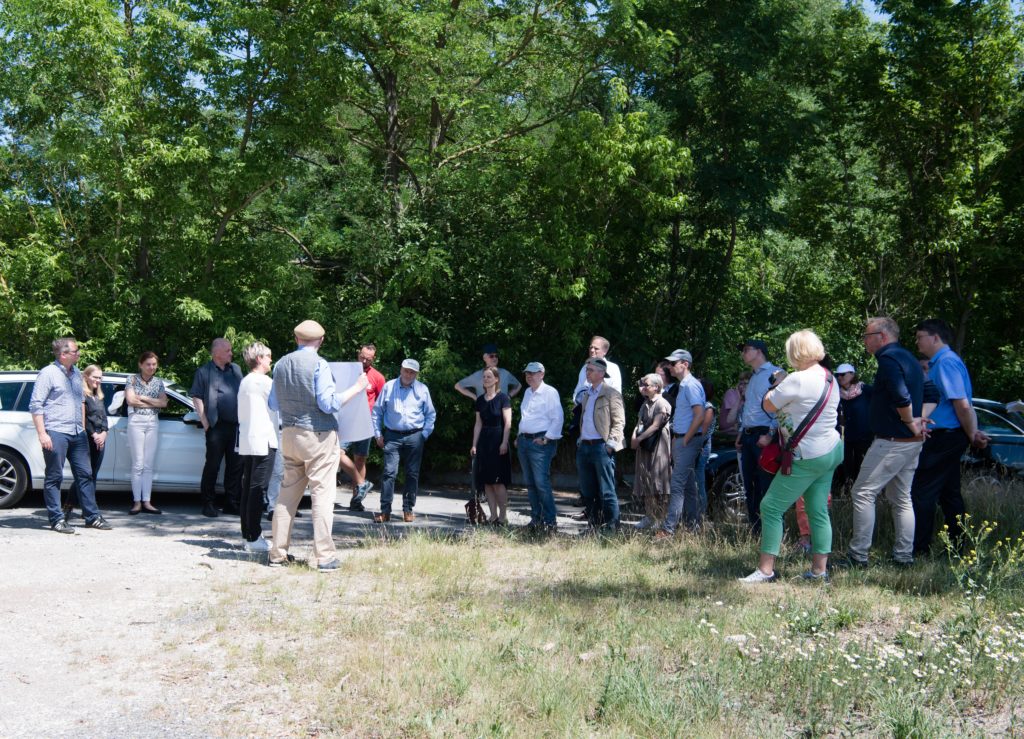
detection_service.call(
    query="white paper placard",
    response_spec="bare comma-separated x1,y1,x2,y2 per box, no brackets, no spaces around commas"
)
329,362,374,442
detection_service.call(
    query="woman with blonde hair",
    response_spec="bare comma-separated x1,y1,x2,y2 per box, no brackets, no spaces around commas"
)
126,351,167,514
470,366,512,524
739,330,841,583
237,342,278,552
64,364,108,518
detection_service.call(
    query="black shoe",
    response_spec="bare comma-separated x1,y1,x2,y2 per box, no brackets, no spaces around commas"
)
833,554,869,570
349,500,365,512
889,557,914,569
85,516,113,530
202,502,219,518
52,519,76,535
221,503,241,516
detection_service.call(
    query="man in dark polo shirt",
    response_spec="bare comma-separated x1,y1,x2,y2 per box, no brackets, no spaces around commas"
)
845,317,925,567
191,337,243,517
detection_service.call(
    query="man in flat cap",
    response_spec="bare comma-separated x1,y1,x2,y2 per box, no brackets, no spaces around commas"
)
574,356,625,531
267,320,368,571
516,361,564,531
735,338,781,533
191,337,244,517
656,349,707,537
372,358,437,523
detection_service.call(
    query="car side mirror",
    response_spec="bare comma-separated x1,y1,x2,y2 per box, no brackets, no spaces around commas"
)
183,411,201,426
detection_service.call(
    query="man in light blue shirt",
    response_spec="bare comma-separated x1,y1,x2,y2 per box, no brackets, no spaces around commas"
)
734,339,780,534
29,337,112,533
657,349,706,536
372,358,437,523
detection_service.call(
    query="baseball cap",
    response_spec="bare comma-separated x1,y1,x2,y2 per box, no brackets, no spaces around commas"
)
400,358,420,372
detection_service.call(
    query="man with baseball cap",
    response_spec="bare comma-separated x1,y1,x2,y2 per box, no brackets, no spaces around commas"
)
455,343,522,400
267,320,368,571
516,361,564,531
656,349,707,537
735,338,781,533
574,356,625,531
372,358,437,523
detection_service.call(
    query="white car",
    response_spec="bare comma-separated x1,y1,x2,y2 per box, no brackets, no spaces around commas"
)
0,371,212,508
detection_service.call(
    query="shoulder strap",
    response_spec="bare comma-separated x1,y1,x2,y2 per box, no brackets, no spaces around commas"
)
784,369,834,452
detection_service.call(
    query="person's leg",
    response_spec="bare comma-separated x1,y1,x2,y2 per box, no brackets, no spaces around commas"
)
936,435,969,549
246,449,274,541
267,441,283,514
199,425,224,508
518,442,541,524
911,434,953,555
536,441,558,526
678,437,702,528
42,431,70,525
883,442,923,563
802,444,843,564
401,433,424,512
483,484,499,521
141,417,159,503
847,440,890,562
494,483,509,523
270,428,306,562
758,452,833,558
221,422,243,511
67,431,100,522
128,417,145,505
305,430,340,566
239,455,254,541
338,446,362,487
740,433,766,533
795,497,810,536
576,444,599,526
695,448,709,518
595,448,619,530
378,432,401,514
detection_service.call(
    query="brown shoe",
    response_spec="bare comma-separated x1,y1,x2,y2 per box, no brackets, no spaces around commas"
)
373,512,391,523
403,511,415,523
654,529,673,541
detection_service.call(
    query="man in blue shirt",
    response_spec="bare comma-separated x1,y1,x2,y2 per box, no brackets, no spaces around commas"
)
911,319,988,555
372,358,437,523
846,317,924,566
656,349,706,537
29,337,112,534
734,339,780,533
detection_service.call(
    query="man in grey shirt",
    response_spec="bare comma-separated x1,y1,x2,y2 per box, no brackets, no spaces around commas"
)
455,343,521,400
30,337,112,534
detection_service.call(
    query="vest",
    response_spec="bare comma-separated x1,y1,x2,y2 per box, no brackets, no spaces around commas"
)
273,349,338,432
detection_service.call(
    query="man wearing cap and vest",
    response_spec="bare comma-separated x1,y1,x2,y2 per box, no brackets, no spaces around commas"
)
735,339,780,533
372,359,437,523
267,320,368,571
656,349,707,538
575,357,625,531
516,361,564,531
844,317,925,567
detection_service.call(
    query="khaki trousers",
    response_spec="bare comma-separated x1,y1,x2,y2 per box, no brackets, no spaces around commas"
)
270,427,340,566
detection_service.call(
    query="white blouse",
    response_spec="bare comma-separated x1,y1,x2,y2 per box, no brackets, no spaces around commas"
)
237,373,279,456
765,366,840,460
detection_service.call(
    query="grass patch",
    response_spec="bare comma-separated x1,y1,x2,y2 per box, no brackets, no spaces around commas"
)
191,484,1024,737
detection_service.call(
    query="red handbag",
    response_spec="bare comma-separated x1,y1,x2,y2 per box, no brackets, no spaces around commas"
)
758,370,834,476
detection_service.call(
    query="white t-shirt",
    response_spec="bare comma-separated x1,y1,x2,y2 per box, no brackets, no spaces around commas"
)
764,366,839,460
237,373,280,456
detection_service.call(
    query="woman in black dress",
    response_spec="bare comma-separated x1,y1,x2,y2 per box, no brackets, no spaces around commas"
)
470,367,512,524
64,364,108,518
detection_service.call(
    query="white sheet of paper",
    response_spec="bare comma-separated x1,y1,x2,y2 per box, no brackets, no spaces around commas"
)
330,362,374,442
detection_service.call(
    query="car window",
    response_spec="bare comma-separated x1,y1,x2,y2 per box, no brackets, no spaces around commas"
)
0,381,23,411
160,393,192,420
13,382,34,411
975,407,1019,435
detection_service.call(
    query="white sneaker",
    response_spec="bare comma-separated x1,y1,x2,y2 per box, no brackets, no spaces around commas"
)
738,569,777,584
634,516,655,530
244,537,270,553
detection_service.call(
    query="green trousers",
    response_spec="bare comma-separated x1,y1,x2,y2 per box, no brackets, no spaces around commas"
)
759,441,843,556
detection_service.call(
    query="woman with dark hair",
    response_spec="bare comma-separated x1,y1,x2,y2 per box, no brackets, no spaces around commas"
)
64,364,107,519
125,351,167,514
471,366,512,524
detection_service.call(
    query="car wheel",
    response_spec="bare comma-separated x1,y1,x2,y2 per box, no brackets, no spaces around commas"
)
711,462,747,525
0,448,29,509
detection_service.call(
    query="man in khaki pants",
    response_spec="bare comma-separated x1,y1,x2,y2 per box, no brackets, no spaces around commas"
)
268,320,367,571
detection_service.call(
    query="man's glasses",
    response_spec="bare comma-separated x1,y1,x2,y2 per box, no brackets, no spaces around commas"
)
62,349,80,355
861,331,882,339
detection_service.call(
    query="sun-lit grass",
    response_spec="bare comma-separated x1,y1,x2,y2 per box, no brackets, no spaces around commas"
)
189,482,1024,737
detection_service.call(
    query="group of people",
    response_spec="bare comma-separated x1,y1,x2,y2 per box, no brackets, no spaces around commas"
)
31,317,988,578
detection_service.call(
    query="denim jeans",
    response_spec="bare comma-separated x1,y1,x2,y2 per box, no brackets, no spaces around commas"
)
576,442,619,529
43,430,100,525
739,432,775,534
663,435,702,533
695,446,710,518
380,430,425,513
518,436,558,526
67,434,105,510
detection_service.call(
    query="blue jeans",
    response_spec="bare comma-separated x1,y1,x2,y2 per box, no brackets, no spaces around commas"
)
67,434,105,510
739,432,775,534
696,446,710,518
43,430,100,525
576,441,619,529
380,430,424,513
663,435,702,533
518,436,558,525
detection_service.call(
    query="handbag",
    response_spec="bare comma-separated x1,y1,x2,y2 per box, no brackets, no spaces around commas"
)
465,456,487,524
640,431,659,453
759,369,834,476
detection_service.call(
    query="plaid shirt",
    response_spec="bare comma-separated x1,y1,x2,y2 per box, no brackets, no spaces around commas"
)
29,362,85,435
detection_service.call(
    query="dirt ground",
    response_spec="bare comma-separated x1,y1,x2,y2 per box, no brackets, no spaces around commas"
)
0,487,584,738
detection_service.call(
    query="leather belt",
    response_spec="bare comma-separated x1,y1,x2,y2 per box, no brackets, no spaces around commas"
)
878,436,923,443
580,438,605,445
520,431,547,439
672,432,703,439
743,426,770,435
384,427,422,436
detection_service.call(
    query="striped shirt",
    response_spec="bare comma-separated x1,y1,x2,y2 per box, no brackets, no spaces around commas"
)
29,362,85,434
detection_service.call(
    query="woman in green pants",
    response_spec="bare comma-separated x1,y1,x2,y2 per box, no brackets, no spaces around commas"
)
739,329,841,583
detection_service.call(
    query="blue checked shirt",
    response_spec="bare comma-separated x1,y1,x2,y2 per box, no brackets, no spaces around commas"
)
29,362,85,434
